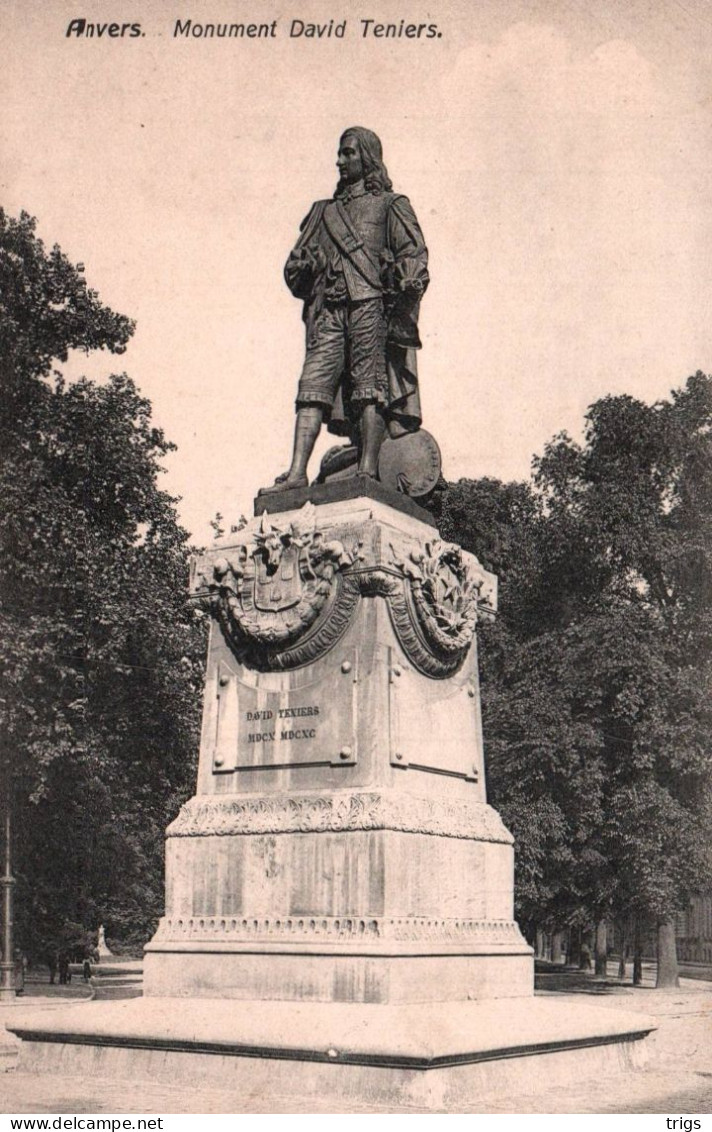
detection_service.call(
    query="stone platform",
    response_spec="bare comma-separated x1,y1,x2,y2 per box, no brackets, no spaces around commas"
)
8,997,655,1111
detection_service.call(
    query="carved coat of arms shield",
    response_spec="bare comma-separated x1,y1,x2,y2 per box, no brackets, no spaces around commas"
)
252,544,303,612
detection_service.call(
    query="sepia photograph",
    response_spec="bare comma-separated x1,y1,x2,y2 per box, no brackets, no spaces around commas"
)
1,0,711,1117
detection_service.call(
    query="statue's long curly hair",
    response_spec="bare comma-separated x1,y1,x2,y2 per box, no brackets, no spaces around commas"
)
337,127,393,194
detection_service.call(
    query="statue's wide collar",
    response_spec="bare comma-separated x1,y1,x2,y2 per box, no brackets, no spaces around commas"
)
337,180,367,203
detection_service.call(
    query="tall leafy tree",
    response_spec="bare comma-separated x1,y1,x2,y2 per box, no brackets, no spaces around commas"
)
0,210,205,958
440,374,712,985
532,376,712,984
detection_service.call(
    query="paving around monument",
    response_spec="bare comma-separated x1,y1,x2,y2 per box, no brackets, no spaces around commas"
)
3,129,710,1116
2,963,711,1113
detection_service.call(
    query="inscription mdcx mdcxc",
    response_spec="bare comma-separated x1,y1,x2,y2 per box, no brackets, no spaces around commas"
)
246,704,320,744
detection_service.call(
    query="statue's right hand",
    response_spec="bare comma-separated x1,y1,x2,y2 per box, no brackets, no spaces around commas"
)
295,247,325,271
288,249,314,277
286,246,324,296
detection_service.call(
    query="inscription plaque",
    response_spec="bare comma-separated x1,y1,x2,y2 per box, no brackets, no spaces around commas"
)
388,649,479,781
210,651,358,773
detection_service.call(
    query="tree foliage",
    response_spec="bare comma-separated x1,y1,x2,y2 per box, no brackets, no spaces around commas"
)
0,210,205,958
440,374,712,963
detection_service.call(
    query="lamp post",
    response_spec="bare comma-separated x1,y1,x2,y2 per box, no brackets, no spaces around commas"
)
0,793,16,1002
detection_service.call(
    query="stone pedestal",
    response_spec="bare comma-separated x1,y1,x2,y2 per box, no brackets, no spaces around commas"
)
143,494,532,1003
8,489,655,1108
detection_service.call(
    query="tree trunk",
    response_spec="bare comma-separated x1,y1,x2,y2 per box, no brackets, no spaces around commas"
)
633,919,643,986
568,927,581,968
551,931,563,964
617,921,627,980
535,927,545,959
579,930,593,970
594,919,608,978
655,920,680,988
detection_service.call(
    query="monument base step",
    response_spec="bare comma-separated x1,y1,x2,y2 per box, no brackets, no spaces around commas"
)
142,947,534,1003
8,996,655,1111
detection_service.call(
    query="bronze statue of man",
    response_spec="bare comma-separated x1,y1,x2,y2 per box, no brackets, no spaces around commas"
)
262,127,429,493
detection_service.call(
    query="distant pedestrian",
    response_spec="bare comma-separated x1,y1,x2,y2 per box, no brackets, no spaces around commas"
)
13,950,25,994
82,957,92,982
47,952,57,985
58,952,70,985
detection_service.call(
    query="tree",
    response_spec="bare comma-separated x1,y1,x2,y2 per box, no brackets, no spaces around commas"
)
533,376,712,985
0,210,206,957
440,375,712,985
439,478,595,936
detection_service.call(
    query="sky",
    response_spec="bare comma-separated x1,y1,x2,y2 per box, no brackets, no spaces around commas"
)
2,0,711,540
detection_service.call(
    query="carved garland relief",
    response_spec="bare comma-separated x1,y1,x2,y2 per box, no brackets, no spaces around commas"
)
191,506,487,677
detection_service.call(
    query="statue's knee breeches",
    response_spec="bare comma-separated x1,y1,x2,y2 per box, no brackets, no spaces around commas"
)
297,305,347,407
347,299,388,404
297,299,387,409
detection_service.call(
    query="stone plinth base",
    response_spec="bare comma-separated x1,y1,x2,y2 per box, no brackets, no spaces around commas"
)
143,949,532,1004
146,791,532,1003
253,474,437,526
8,997,655,1111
